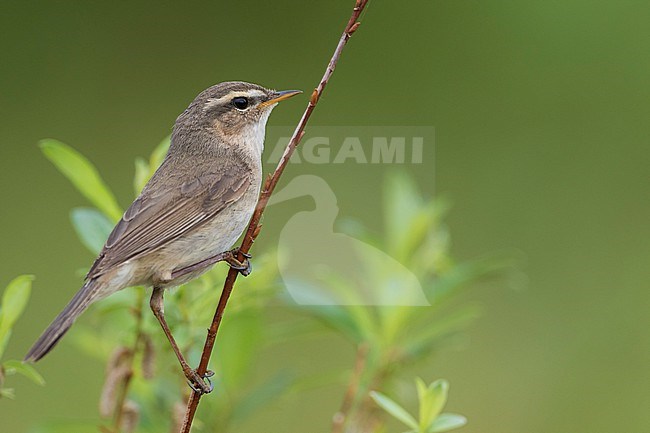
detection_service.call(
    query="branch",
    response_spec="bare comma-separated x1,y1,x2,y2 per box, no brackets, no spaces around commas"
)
332,343,370,433
99,288,147,433
179,1,371,431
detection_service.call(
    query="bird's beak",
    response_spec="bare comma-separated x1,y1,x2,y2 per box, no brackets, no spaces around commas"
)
259,89,302,108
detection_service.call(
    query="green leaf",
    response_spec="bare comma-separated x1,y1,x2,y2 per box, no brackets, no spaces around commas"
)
0,387,16,399
150,135,170,169
315,272,379,342
133,157,150,196
293,303,364,343
384,171,422,261
418,379,449,431
133,136,169,196
398,203,438,261
3,360,45,385
0,275,33,327
0,332,10,362
70,207,113,254
39,139,122,221
427,254,517,301
417,378,434,430
0,275,34,359
370,390,418,429
429,413,467,432
404,308,480,360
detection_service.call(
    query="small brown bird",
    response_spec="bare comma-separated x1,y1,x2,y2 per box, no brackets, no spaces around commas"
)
25,81,300,393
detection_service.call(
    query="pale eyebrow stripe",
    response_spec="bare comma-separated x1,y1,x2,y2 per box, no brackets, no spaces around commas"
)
204,89,266,109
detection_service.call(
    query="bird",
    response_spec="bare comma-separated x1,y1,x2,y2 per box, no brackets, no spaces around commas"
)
24,81,301,393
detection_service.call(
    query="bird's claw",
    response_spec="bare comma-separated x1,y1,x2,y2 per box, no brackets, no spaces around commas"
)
225,249,252,276
186,369,214,394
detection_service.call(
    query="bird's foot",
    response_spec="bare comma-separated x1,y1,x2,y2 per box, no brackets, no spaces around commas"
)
224,248,252,276
185,369,214,394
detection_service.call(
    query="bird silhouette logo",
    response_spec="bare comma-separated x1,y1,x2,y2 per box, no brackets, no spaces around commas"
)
270,175,430,306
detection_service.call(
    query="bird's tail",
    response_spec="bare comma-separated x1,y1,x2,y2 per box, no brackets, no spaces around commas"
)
24,279,104,362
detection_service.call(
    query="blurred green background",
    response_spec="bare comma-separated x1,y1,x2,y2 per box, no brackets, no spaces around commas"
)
1,1,649,432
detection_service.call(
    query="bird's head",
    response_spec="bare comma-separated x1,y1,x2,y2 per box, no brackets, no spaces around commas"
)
173,81,300,155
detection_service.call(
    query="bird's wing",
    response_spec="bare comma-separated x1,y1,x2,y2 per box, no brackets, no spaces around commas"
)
87,157,252,279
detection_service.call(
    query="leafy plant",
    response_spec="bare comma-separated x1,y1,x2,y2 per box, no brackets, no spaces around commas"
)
29,138,514,432
40,139,123,222
370,379,466,433
0,275,45,399
35,138,290,433
284,172,515,432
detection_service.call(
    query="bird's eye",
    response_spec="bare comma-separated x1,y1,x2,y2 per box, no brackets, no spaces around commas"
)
232,97,249,110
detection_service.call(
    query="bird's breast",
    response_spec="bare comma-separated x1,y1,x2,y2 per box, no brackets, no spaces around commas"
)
150,173,261,286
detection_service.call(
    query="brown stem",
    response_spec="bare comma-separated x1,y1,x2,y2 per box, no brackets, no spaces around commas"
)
354,364,393,433
332,343,370,433
112,288,146,432
178,1,371,431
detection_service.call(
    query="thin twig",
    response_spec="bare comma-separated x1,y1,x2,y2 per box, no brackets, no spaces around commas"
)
115,290,146,432
101,288,146,432
179,1,371,431
332,343,370,433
